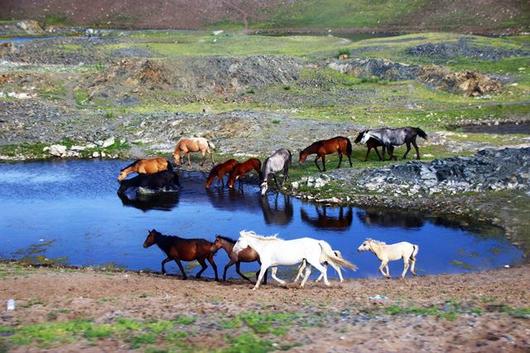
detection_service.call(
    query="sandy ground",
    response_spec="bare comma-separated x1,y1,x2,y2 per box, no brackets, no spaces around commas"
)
0,263,529,352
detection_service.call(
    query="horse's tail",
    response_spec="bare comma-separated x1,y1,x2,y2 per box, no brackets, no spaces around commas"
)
410,244,419,261
319,241,357,271
415,127,428,140
166,159,174,172
287,149,293,165
345,137,353,155
207,139,216,151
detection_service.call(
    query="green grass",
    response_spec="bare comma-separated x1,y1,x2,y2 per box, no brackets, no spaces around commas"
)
221,312,298,336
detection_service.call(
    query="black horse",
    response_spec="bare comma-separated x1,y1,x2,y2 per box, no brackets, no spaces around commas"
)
118,170,180,194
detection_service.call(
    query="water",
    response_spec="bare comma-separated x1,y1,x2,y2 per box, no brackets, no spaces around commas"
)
0,36,59,44
456,121,530,135
0,160,523,280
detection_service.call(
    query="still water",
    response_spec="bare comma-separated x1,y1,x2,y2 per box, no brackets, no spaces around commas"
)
0,160,523,280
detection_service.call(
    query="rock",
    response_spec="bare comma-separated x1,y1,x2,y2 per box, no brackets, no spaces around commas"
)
16,20,44,35
47,144,67,157
101,137,115,148
92,151,100,158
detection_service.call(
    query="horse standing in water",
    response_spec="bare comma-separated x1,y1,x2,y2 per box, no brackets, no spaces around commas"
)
205,159,238,188
173,137,215,167
212,235,268,283
260,148,291,196
299,136,352,172
118,157,172,181
359,127,427,160
117,170,180,194
227,158,261,189
143,229,219,281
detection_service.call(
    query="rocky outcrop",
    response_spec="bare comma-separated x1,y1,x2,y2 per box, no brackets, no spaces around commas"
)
330,148,529,196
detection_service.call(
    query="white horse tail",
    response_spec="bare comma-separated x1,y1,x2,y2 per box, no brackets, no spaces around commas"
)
207,139,216,151
319,241,357,271
411,244,419,260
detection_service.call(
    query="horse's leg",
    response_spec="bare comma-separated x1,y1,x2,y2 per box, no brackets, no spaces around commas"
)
253,263,270,290
403,142,411,159
321,155,326,172
378,260,389,278
200,150,207,166
272,174,279,189
207,255,219,281
271,267,286,285
256,260,268,285
294,260,307,283
223,260,235,281
374,147,382,161
328,261,344,283
283,164,289,182
235,262,252,283
364,147,371,162
300,265,312,287
412,139,420,160
314,156,322,172
410,258,417,276
401,258,410,279
160,257,171,275
195,258,208,279
382,146,386,161
187,152,192,167
337,152,343,168
175,259,187,280
311,261,330,286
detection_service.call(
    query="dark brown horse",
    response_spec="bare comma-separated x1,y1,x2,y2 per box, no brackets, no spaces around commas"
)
228,158,262,189
301,206,353,231
205,159,238,188
143,229,219,280
299,136,352,172
212,235,267,283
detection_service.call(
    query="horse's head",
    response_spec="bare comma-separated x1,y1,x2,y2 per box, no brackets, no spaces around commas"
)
357,239,373,252
143,229,160,248
260,181,268,196
117,170,128,181
213,235,224,250
359,132,372,145
173,153,181,166
298,150,307,164
354,131,366,144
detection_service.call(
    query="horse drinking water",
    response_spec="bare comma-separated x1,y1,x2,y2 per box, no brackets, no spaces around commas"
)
118,157,172,181
227,158,261,189
299,136,352,172
260,148,291,196
143,229,219,281
205,159,238,188
173,137,215,167
359,127,427,160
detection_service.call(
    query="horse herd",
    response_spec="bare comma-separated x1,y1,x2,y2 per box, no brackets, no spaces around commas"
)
119,126,427,288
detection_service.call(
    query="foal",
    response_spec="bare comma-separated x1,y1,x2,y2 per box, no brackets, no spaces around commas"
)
228,158,262,189
299,136,352,172
143,229,219,280
205,159,238,188
212,235,268,283
357,238,419,278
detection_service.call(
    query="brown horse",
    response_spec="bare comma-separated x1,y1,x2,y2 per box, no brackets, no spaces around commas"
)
299,136,352,172
143,229,219,280
118,157,172,181
227,158,262,189
173,137,215,167
205,159,238,188
212,235,268,283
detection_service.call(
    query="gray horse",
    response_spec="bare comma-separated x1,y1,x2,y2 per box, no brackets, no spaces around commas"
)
360,127,427,160
260,148,292,196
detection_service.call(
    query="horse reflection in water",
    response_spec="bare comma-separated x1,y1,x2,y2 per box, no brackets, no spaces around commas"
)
357,209,424,229
259,193,293,226
117,192,180,212
300,205,353,231
205,186,262,213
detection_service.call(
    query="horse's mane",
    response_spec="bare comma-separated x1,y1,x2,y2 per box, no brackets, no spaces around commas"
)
216,235,235,244
240,230,282,241
366,238,386,245
120,159,141,172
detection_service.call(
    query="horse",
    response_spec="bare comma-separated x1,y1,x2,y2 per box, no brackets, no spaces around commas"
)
205,159,238,188
143,229,219,280
359,127,427,160
117,170,180,194
299,136,352,172
227,158,261,189
118,157,172,181
212,235,268,283
173,137,215,167
232,230,356,290
260,148,291,196
357,238,419,279
354,132,386,162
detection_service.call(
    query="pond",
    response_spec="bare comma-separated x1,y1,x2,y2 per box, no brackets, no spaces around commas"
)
0,160,523,280
454,121,530,135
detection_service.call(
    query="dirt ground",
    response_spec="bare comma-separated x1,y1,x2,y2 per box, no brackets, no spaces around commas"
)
0,263,529,352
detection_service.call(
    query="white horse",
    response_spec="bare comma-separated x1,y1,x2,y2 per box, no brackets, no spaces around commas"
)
357,238,419,278
233,231,355,290
260,149,291,196
294,249,353,283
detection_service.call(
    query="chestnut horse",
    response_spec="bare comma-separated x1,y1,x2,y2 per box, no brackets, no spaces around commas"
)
173,137,215,167
143,229,219,280
212,235,268,283
205,159,238,188
118,157,172,181
299,136,352,172
228,158,262,189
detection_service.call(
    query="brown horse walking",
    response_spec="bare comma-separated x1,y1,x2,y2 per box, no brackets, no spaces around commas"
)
299,136,352,172
228,158,262,189
118,157,172,181
205,159,238,188
143,229,219,281
213,235,268,283
173,137,215,167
